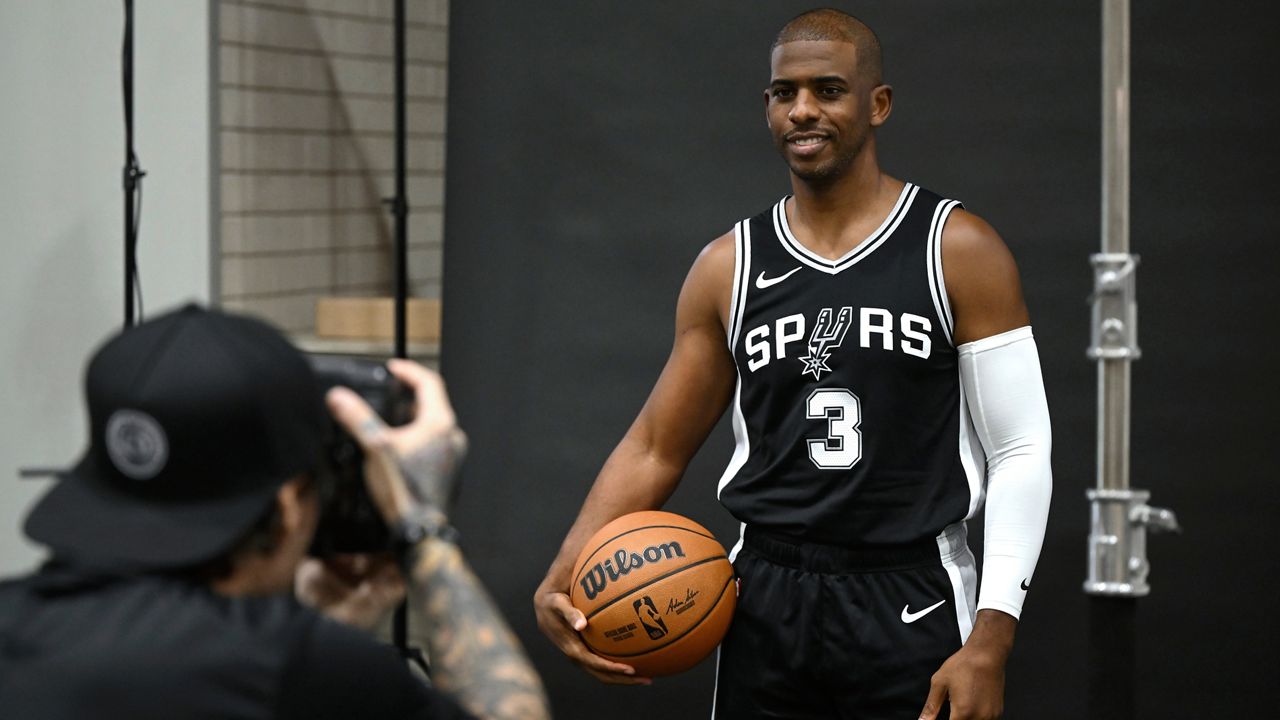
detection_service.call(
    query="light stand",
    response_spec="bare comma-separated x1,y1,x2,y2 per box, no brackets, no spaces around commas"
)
1085,2,1181,716
387,0,421,674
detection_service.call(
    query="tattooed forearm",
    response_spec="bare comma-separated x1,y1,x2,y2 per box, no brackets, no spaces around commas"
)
411,540,551,720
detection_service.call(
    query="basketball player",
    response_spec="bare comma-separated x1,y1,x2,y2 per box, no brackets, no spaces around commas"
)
535,9,1051,719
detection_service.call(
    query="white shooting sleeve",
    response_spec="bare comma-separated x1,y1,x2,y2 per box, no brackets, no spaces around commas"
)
958,326,1052,620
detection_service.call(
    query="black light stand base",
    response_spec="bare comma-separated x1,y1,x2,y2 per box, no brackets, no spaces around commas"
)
1088,596,1137,720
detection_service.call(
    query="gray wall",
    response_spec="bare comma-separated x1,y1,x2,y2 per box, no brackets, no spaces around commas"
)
441,2,1278,718
0,1,212,575
216,0,450,334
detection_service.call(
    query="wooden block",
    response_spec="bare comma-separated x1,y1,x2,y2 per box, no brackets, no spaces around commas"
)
315,297,441,342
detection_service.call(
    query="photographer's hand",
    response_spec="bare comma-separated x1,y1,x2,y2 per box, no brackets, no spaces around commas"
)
295,554,406,631
326,360,550,720
328,359,466,528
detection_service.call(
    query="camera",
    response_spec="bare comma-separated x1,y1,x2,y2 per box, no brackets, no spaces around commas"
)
306,355,414,556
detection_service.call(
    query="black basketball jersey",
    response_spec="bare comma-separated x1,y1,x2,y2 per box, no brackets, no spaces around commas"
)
716,183,987,547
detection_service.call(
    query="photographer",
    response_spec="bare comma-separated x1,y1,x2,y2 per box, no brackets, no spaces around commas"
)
0,305,550,720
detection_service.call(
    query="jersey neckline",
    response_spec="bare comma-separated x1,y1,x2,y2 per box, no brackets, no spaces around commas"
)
771,182,919,275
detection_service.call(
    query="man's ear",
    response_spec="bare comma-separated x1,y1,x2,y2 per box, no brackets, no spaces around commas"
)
869,84,893,127
274,477,309,539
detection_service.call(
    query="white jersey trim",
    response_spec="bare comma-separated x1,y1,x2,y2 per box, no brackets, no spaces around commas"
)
710,647,723,719
716,380,750,500
719,221,751,508
713,524,746,718
926,198,962,347
936,523,978,643
727,220,751,350
771,183,919,275
727,522,746,562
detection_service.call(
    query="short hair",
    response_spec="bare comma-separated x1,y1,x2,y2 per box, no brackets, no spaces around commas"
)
772,8,884,85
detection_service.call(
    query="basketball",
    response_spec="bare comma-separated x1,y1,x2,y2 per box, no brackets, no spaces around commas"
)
569,510,737,677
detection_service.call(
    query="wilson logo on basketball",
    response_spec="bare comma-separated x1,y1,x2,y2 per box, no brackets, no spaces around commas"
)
578,542,687,601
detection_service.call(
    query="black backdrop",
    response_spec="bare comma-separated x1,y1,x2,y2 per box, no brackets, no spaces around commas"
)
440,2,1278,717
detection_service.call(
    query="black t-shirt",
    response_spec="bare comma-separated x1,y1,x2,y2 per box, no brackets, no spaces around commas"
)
0,565,473,719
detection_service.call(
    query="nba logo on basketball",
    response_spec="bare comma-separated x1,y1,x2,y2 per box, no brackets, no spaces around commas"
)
633,596,668,640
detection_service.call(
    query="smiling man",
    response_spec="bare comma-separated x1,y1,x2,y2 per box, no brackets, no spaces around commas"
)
535,9,1052,719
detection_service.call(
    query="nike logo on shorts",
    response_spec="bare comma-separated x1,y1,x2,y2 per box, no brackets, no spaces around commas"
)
755,267,802,290
900,599,947,624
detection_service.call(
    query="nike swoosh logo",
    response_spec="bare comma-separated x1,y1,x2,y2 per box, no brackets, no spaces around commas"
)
900,599,947,624
755,266,802,290
1021,578,1031,591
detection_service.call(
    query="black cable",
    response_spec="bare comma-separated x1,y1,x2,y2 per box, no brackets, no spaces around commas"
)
131,170,145,320
122,0,146,327
392,0,409,361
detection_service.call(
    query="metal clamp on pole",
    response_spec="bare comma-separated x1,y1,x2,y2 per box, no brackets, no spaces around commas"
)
1085,488,1181,597
1084,250,1179,598
1087,253,1141,360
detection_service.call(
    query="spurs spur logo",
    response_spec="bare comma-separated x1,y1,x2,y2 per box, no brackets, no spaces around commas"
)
798,307,853,380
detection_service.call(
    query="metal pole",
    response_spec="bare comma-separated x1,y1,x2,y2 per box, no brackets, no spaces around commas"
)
392,0,409,360
1099,0,1132,479
1100,0,1130,264
1086,2,1179,717
1087,4,1137,716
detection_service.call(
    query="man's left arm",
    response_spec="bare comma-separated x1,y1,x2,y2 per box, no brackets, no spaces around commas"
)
919,209,1053,720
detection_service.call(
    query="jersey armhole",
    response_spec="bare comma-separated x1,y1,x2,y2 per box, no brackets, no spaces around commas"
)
926,199,964,347
727,220,752,350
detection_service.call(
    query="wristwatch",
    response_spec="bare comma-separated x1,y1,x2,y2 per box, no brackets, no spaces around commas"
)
393,512,459,573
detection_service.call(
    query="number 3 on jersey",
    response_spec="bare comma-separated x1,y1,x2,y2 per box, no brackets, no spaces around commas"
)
806,388,862,469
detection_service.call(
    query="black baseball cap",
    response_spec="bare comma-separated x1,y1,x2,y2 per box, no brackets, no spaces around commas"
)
24,304,326,571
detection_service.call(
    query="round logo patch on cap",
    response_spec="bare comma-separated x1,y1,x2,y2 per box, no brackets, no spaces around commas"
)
105,409,169,480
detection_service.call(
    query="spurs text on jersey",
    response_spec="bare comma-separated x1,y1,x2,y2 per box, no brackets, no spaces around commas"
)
744,306,934,380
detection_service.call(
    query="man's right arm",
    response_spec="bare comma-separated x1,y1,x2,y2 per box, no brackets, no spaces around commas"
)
533,232,738,684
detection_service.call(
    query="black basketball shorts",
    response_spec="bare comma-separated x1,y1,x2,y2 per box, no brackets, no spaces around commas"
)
712,524,977,720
